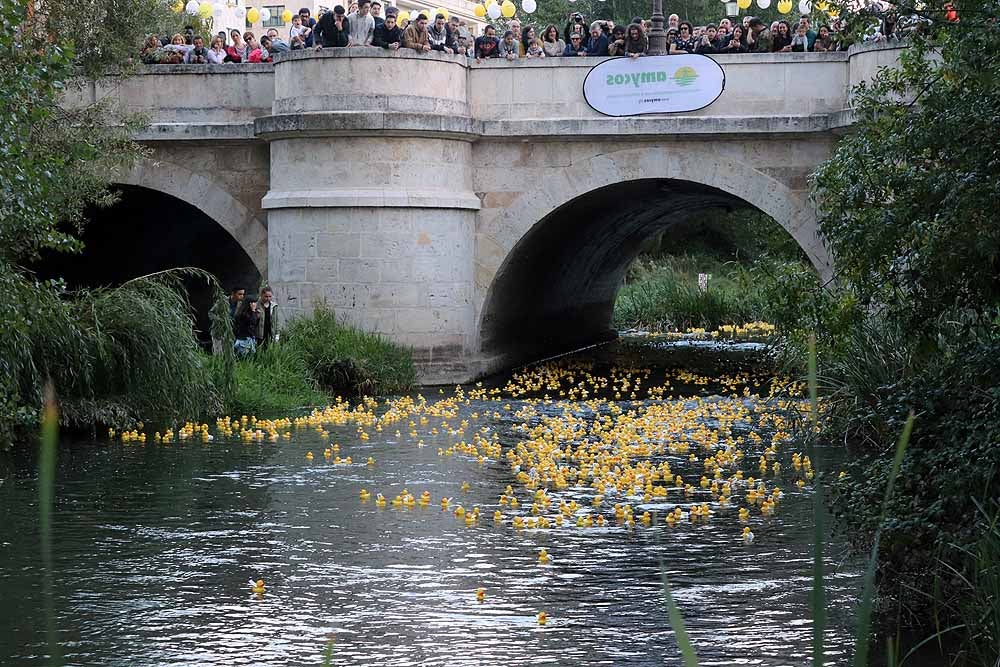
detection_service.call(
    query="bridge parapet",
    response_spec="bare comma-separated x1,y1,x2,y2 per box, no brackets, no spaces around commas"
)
86,44,903,139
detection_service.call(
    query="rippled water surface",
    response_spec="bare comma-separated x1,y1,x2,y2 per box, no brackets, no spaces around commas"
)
0,344,862,666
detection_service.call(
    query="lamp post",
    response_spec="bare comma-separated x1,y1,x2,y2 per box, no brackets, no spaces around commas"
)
648,0,667,54
725,0,739,18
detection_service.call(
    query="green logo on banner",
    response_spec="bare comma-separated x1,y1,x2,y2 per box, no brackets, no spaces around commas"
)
672,66,698,87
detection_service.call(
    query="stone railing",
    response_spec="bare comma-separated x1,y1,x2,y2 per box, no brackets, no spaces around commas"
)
63,43,905,140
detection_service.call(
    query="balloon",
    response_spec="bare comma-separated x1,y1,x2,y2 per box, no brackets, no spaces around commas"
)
487,2,501,18
815,0,827,8
260,7,271,21
777,0,793,12
500,0,515,17
247,7,260,22
213,3,224,17
185,0,199,14
798,0,810,13
396,9,409,22
473,3,486,17
737,0,751,9
171,0,184,13
522,0,536,12
756,0,771,7
198,1,212,18
434,7,448,19
281,8,293,21
233,4,246,19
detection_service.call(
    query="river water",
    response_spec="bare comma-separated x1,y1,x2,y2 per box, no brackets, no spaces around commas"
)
0,338,863,666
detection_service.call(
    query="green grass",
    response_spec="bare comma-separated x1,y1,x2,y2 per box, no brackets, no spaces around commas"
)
215,305,417,417
614,255,771,331
281,305,416,397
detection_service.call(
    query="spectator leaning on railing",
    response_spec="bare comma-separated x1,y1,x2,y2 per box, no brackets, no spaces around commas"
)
141,4,880,66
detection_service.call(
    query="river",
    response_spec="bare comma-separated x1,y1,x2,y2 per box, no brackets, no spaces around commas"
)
0,337,863,666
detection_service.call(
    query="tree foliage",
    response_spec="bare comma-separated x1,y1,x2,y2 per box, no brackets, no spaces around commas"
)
758,0,1000,649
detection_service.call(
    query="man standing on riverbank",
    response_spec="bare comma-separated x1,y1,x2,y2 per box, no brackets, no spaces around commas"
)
258,287,278,348
228,287,245,331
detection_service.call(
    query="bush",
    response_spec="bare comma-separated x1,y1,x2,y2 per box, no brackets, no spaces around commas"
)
280,305,416,396
1,268,231,446
614,255,773,331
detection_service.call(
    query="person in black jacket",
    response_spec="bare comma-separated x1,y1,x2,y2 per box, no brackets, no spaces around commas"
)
314,5,350,48
374,11,402,49
233,296,260,357
695,24,719,54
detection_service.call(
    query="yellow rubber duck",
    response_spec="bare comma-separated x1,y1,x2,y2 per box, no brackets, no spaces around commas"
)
476,587,486,602
538,548,551,564
742,526,755,544
367,457,375,466
249,578,265,594
359,489,371,501
305,451,314,460
461,481,471,492
375,493,386,508
537,611,548,625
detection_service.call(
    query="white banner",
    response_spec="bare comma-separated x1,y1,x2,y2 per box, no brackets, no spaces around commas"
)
583,54,726,117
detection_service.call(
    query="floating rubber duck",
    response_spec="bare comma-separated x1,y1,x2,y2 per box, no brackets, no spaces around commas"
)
742,526,755,544
367,457,375,466
538,548,551,564
375,493,386,508
537,611,548,625
461,481,471,492
359,489,371,501
305,451,314,460
476,587,486,602
249,578,265,594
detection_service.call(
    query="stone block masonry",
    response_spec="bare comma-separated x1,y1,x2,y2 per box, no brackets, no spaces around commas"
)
94,45,906,383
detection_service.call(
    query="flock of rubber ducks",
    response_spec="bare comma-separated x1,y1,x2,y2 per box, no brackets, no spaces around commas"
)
111,338,820,626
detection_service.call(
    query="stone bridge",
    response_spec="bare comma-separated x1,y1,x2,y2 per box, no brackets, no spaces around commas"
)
68,43,904,383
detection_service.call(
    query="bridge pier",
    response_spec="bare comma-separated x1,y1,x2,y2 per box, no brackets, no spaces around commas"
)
259,51,483,383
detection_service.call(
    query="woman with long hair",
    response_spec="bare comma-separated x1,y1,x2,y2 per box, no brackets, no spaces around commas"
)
540,24,565,57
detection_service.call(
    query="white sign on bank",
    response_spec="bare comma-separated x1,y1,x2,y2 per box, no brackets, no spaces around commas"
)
583,54,726,117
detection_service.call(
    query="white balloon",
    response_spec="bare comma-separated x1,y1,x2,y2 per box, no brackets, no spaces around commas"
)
798,0,811,12
522,0,536,11
213,4,223,16
756,0,771,7
185,0,199,14
487,2,501,18
233,4,246,19
260,7,271,20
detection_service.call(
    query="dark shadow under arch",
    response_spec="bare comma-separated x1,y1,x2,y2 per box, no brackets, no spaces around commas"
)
479,178,779,365
34,185,261,341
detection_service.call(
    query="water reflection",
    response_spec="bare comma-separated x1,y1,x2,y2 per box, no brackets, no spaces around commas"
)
0,344,862,666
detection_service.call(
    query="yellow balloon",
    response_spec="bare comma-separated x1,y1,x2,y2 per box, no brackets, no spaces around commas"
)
171,0,183,12
435,7,449,19
473,3,486,17
246,6,260,22
777,0,792,12
281,8,293,22
486,0,497,7
500,0,515,17
396,9,409,22
737,0,751,8
815,0,828,8
198,1,212,18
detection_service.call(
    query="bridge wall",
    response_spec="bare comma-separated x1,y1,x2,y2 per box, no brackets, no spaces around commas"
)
75,45,903,381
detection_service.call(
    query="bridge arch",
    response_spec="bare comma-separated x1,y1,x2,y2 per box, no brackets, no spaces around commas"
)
116,158,268,274
475,146,830,366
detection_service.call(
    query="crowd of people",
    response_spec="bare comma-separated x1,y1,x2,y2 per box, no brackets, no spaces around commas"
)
141,2,911,64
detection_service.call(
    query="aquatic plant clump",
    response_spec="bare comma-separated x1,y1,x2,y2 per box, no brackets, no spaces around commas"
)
2,268,232,445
